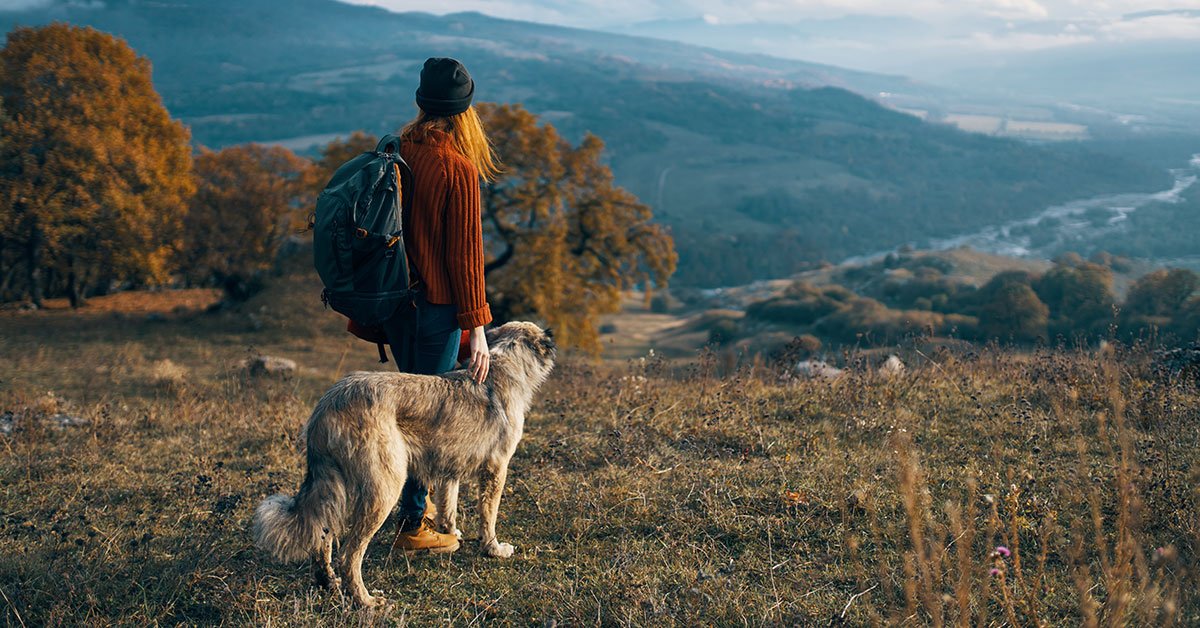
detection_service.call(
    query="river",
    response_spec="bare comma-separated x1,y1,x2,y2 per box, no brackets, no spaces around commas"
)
843,153,1200,266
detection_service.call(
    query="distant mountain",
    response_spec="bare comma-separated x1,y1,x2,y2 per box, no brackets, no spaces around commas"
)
0,0,1175,286
609,14,938,74
938,39,1200,121
603,10,1200,134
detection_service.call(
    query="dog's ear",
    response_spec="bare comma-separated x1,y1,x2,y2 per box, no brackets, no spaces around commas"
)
538,326,557,354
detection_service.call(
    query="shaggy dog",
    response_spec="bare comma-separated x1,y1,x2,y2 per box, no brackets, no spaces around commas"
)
253,322,556,607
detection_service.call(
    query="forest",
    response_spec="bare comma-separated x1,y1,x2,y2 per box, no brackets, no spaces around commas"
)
726,251,1200,351
0,24,676,352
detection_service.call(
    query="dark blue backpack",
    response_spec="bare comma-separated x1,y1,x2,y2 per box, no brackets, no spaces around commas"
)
313,134,419,365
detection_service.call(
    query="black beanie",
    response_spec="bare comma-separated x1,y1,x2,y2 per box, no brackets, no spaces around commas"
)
415,57,475,117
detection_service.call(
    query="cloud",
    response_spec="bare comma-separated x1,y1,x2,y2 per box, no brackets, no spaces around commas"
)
976,0,1049,19
0,0,55,10
1101,13,1200,41
966,30,1095,50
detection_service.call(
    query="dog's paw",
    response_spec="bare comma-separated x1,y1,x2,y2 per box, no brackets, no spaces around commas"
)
355,594,384,608
434,519,462,540
356,590,392,610
483,541,515,558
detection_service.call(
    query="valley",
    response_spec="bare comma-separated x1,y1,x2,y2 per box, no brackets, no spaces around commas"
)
1,0,1181,288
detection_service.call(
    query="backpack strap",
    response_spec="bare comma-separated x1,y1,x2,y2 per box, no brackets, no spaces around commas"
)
381,301,421,372
376,134,403,155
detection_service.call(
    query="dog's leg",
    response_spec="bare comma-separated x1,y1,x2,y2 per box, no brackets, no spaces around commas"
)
312,534,339,591
339,481,400,607
478,461,514,558
433,479,461,539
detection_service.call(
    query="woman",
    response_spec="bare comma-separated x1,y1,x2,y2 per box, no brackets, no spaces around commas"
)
386,57,500,553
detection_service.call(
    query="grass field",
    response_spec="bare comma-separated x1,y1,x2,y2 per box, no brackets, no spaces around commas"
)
1,275,1198,625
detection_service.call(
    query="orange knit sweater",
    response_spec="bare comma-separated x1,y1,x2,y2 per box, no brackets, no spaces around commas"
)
400,128,492,330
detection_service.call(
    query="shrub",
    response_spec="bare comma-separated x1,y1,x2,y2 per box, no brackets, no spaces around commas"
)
1124,268,1199,319
707,318,741,346
746,296,839,325
973,271,1049,343
748,281,853,325
1033,261,1116,341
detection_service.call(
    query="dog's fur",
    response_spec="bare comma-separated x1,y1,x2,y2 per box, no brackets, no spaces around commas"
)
253,321,556,606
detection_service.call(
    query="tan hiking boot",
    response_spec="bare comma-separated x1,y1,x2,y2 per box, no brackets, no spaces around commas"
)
390,518,460,554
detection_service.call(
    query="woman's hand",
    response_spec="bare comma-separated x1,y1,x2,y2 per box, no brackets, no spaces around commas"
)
468,325,489,384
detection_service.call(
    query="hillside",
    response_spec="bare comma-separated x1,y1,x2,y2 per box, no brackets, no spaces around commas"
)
2,274,1197,624
0,0,1174,287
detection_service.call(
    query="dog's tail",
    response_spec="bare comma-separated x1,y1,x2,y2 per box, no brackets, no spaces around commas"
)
253,426,348,563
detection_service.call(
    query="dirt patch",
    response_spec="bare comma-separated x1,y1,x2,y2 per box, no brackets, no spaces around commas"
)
3,289,223,317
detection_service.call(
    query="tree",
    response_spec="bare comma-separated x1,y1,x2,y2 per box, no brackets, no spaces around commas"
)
182,144,315,301
0,24,194,307
314,108,677,351
1121,268,1200,341
316,131,376,183
1033,261,1116,340
477,103,676,352
1124,269,1199,319
975,271,1049,343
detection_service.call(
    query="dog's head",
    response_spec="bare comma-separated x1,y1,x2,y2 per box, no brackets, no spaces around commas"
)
487,321,557,373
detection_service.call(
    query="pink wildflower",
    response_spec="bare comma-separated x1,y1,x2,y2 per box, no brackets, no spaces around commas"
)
995,545,1011,558
989,568,1002,577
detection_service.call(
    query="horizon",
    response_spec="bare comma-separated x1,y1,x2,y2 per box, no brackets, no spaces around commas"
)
334,0,1200,78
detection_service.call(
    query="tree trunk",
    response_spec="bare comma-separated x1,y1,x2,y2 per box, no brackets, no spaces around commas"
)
67,259,87,309
0,264,17,300
484,245,514,276
26,222,44,308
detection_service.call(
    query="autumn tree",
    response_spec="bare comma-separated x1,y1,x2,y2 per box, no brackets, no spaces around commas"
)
181,144,315,301
975,271,1049,343
314,108,676,351
1032,260,1116,340
1124,269,1199,319
477,103,676,351
0,24,194,307
316,131,377,182
1120,268,1200,340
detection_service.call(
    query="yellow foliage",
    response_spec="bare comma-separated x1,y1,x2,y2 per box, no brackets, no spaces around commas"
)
313,108,677,352
181,144,315,299
0,23,194,307
476,103,677,353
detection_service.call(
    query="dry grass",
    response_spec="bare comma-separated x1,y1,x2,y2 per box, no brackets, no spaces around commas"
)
1,278,1198,625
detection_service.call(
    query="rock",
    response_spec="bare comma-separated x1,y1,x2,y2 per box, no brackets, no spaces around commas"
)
1155,342,1200,382
879,355,906,378
794,359,844,380
0,411,13,435
241,355,297,377
47,413,89,429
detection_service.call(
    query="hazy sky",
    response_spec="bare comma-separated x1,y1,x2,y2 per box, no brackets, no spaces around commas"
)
337,0,1200,66
340,0,1200,26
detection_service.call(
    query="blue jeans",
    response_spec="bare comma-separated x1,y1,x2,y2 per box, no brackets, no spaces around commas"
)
381,295,462,530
